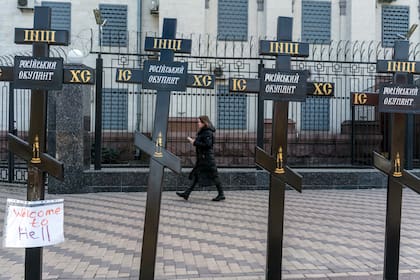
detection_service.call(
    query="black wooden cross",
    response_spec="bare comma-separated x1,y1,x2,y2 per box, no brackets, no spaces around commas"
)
353,40,420,279
115,18,214,280
139,20,184,280
4,7,94,280
6,6,69,280
258,18,304,279
229,17,333,279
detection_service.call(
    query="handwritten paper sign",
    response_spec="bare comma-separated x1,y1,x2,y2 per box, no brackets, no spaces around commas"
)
3,198,64,248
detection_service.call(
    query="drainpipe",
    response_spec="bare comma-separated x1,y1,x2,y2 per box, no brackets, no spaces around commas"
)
136,0,142,132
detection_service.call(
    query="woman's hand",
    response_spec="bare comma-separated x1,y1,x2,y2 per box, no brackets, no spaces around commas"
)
187,136,194,144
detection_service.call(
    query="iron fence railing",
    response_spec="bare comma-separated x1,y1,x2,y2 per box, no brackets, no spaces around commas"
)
95,52,411,168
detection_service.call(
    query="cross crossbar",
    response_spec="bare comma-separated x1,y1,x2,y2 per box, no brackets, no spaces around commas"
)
229,77,334,97
255,147,302,192
116,68,214,89
373,151,420,194
0,64,95,85
134,132,181,173
8,134,64,180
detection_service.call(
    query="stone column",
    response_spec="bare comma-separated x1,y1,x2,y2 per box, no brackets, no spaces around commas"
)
48,82,91,193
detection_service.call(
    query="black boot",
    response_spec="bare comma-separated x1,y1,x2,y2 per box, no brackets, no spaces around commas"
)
176,180,196,200
212,184,225,201
176,190,191,200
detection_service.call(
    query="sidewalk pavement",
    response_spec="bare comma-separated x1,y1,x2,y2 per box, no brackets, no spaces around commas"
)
1,185,420,280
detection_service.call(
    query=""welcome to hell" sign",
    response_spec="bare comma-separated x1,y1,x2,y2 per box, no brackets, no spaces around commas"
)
2,198,64,248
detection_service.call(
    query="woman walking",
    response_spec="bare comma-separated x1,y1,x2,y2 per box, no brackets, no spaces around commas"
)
176,115,225,201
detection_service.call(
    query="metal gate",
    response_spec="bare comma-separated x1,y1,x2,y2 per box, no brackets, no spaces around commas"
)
0,82,30,183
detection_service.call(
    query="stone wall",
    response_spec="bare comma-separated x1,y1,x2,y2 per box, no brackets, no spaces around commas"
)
82,168,389,193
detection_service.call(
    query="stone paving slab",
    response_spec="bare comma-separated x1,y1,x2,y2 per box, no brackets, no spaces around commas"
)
1,185,420,279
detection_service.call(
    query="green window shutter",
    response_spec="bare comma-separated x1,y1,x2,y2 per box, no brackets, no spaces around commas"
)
99,4,128,47
41,1,71,42
382,5,409,48
301,97,330,131
218,0,248,41
217,85,247,129
302,0,331,44
102,88,128,130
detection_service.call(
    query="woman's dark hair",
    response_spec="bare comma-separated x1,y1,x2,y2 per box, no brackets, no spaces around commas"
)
199,115,215,130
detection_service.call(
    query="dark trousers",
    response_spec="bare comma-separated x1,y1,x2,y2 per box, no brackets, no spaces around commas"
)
187,176,223,195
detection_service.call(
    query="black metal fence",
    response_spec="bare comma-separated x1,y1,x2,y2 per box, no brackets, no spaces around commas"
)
0,83,30,183
1,34,420,182
93,36,420,168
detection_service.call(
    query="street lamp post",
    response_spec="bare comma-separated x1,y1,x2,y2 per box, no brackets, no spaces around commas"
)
93,9,106,170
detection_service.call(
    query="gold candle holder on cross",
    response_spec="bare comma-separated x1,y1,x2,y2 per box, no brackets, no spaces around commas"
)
154,132,163,158
393,152,402,177
275,146,285,174
30,135,41,164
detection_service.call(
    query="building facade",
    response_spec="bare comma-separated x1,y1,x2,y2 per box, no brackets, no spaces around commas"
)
0,0,418,59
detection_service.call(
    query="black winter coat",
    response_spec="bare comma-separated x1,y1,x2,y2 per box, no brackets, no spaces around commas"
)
189,126,221,186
